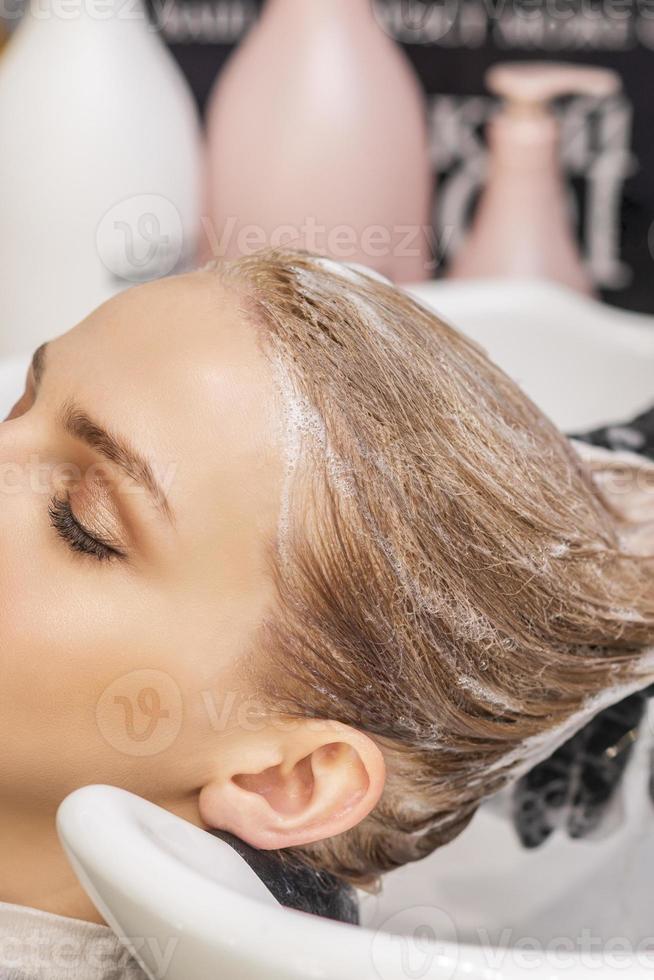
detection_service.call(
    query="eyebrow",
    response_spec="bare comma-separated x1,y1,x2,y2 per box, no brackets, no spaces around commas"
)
31,343,174,524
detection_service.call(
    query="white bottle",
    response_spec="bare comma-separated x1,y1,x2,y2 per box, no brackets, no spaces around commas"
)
0,0,202,357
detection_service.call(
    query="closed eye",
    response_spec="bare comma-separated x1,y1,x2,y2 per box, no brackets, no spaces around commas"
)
48,494,126,563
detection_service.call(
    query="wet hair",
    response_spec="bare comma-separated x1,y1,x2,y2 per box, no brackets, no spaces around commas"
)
212,247,654,888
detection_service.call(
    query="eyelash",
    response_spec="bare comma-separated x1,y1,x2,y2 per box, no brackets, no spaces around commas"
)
48,494,126,563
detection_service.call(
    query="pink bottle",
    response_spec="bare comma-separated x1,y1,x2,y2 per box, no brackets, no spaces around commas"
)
449,62,621,295
204,0,432,283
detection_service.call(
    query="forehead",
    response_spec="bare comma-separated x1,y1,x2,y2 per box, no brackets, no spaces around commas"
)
53,271,270,412
48,271,284,571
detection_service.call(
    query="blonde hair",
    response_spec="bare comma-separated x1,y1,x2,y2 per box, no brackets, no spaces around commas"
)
213,247,654,888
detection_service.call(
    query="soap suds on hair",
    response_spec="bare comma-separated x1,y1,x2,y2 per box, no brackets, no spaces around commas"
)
271,269,654,796
484,658,654,784
458,674,522,711
216,246,654,885
295,260,398,344
311,255,393,287
270,344,357,566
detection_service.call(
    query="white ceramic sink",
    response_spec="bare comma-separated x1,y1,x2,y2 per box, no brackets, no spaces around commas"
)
408,277,654,432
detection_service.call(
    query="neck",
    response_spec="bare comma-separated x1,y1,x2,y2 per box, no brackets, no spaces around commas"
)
0,799,106,924
0,793,204,926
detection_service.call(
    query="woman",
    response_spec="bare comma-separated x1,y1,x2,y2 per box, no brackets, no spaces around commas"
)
2,247,654,975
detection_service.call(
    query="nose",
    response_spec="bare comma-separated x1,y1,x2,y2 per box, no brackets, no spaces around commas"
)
0,417,35,501
0,354,31,421
0,402,55,508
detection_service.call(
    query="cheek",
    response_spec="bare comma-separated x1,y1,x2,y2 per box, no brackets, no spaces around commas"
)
0,484,224,805
0,580,120,803
0,545,179,804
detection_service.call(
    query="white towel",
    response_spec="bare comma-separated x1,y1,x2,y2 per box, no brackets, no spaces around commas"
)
0,901,149,980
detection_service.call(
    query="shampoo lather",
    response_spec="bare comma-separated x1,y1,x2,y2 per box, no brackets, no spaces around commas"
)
0,0,202,356
204,0,433,283
449,62,620,295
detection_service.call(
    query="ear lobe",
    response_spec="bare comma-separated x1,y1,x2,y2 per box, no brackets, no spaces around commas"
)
198,724,386,851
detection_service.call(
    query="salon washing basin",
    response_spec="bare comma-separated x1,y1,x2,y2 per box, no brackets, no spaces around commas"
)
58,783,482,980
57,731,654,980
408,277,654,432
7,276,654,980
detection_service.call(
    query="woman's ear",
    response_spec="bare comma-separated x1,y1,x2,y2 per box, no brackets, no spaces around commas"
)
197,719,386,850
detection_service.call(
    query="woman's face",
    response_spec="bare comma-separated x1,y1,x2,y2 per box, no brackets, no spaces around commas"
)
0,271,284,812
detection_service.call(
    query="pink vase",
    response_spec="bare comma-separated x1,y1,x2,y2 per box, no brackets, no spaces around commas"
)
203,0,432,283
